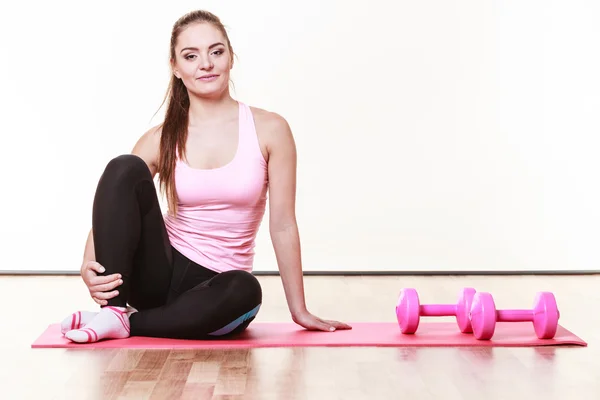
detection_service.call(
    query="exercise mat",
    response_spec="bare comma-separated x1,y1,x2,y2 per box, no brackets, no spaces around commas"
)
31,322,587,349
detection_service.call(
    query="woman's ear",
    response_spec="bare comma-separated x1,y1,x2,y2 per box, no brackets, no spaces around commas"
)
170,60,181,79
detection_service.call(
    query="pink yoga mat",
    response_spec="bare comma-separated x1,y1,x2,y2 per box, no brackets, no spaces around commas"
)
31,322,586,349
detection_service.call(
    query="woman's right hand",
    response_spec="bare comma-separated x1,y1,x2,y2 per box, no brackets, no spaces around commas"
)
80,261,123,306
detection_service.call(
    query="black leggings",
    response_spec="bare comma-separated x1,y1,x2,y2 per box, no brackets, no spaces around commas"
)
92,154,262,339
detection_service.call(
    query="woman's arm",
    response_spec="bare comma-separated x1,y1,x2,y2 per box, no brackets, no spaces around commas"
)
83,228,95,263
265,114,306,317
265,113,351,332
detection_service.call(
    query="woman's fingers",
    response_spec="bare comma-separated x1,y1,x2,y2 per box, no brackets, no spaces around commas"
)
89,273,122,286
92,296,108,306
90,279,123,293
323,319,353,330
91,290,119,301
314,320,335,332
85,261,106,274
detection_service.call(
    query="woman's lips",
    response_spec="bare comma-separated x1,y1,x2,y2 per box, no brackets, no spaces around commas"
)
198,75,219,81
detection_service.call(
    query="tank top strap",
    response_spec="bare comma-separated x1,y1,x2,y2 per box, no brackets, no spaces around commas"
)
237,102,266,165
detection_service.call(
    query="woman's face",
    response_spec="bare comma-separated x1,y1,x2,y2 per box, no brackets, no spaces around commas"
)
172,22,233,98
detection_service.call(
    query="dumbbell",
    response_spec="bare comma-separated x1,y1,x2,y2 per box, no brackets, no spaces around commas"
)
396,287,476,334
469,291,560,340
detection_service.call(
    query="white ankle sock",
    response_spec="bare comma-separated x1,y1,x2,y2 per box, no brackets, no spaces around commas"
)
60,311,98,334
64,306,130,343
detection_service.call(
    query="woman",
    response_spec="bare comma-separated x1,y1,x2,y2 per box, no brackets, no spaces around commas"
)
61,10,351,343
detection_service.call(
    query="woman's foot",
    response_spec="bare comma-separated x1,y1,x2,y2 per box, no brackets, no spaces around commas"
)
60,311,98,334
64,306,130,343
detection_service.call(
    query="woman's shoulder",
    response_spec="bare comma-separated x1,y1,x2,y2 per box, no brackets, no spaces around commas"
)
134,124,162,153
247,105,294,159
144,124,163,140
248,105,291,136
131,124,163,176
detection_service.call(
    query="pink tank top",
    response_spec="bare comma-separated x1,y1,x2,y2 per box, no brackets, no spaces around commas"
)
163,102,268,273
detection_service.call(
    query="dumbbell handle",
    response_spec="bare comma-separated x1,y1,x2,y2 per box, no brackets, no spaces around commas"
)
420,305,456,316
496,310,533,322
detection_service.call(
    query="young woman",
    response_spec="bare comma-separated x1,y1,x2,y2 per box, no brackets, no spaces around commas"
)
61,10,351,343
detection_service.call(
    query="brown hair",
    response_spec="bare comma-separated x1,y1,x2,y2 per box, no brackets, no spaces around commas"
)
156,10,234,216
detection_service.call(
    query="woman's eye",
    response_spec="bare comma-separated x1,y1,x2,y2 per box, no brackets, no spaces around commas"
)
184,50,223,60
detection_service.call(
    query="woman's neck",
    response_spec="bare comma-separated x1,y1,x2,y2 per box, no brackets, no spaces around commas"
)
187,92,238,126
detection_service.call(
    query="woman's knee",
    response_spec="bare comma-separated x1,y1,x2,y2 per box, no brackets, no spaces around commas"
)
206,271,262,337
219,270,263,307
102,154,152,185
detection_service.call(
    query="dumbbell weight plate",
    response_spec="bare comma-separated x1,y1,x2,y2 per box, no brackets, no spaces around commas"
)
533,292,560,339
396,288,420,334
456,288,477,333
469,292,497,340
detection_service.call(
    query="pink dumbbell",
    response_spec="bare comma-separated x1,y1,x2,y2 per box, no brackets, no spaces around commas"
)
469,292,560,340
396,287,476,334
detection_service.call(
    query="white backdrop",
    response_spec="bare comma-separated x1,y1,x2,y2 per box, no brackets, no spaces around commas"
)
1,0,599,273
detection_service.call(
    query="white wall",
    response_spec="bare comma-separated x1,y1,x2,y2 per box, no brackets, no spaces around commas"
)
1,0,599,273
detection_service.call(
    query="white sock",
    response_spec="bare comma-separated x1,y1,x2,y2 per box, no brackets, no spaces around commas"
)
60,311,98,334
64,306,130,343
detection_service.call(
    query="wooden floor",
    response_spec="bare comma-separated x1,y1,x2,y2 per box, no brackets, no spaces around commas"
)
1,274,598,399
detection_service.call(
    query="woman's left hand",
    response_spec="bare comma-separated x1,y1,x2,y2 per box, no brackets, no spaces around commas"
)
292,310,352,332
